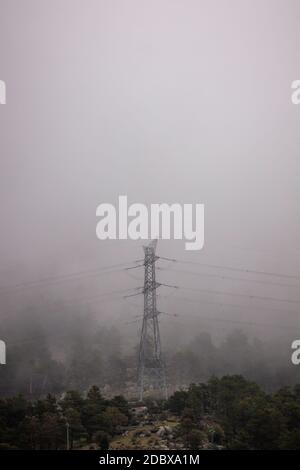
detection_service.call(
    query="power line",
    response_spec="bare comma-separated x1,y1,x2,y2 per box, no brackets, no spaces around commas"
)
0,260,142,294
0,286,140,321
3,247,300,352
161,309,298,331
5,306,296,348
174,284,300,306
158,293,300,317
157,266,300,289
158,257,300,281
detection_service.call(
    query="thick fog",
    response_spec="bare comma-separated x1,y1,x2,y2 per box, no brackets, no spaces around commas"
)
0,1,300,396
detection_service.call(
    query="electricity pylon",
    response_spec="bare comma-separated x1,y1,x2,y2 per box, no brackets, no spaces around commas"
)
137,240,167,401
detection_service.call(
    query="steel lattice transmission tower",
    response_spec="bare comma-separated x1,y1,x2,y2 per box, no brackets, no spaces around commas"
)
138,240,167,401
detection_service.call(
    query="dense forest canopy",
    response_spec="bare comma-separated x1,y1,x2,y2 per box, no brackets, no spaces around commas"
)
1,376,300,450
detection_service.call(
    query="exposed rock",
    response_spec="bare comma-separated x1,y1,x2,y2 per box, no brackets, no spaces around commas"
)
156,425,172,437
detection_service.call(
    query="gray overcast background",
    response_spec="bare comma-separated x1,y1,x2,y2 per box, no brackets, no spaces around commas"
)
0,0,300,341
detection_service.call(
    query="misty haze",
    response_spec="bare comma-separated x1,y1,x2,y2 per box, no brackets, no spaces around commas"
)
0,0,300,452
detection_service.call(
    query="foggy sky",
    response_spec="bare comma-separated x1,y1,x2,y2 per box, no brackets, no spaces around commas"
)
1,0,300,341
